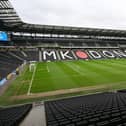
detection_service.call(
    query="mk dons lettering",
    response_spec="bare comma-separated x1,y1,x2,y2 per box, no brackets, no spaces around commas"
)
102,50,115,58
43,51,57,60
59,51,73,60
41,49,126,61
88,50,102,59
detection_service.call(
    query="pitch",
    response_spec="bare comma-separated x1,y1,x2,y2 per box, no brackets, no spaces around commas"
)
5,59,126,98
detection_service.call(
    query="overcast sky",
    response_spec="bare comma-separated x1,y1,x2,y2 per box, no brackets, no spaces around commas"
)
10,0,126,30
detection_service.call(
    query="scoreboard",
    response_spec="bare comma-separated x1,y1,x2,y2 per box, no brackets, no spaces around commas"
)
0,31,9,42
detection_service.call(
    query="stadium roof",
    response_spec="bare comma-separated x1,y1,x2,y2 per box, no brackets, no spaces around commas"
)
1,0,126,37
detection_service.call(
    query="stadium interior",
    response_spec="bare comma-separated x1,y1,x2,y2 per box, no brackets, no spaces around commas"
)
1,0,126,126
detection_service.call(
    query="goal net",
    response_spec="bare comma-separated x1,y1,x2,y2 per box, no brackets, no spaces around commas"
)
29,63,36,72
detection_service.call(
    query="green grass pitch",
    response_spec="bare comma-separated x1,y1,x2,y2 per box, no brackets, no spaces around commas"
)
4,59,126,97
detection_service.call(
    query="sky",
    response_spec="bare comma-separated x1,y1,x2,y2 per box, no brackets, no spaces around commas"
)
10,0,126,30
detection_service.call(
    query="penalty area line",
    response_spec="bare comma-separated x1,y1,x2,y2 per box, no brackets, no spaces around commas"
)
27,64,37,95
47,65,50,72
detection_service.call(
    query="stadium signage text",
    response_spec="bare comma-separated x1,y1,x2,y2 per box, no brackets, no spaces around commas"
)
41,49,126,61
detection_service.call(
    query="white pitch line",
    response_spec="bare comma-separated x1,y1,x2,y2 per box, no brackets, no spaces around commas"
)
27,64,37,95
47,65,50,72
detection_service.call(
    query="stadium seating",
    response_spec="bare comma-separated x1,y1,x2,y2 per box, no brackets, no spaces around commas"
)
10,37,120,48
0,104,32,126
0,51,23,80
10,49,39,61
45,92,126,126
0,49,39,80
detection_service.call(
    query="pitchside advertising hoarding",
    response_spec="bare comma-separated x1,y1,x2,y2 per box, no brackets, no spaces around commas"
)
41,49,126,61
0,31,8,42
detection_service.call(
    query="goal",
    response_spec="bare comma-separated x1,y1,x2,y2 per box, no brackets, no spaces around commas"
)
29,63,36,72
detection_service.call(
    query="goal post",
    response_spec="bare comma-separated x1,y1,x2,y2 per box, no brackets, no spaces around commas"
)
29,61,37,72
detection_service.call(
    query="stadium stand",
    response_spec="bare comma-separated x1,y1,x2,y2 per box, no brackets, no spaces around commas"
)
45,92,126,126
0,48,39,80
0,51,23,79
0,104,32,126
10,49,39,61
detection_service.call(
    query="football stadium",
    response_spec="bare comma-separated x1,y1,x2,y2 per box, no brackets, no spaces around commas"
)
1,0,126,125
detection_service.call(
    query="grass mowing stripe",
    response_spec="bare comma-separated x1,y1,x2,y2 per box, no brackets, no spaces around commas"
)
31,63,52,93
56,62,79,87
78,60,126,83
65,61,96,83
92,60,126,72
31,60,126,93
3,59,126,96
49,62,77,89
